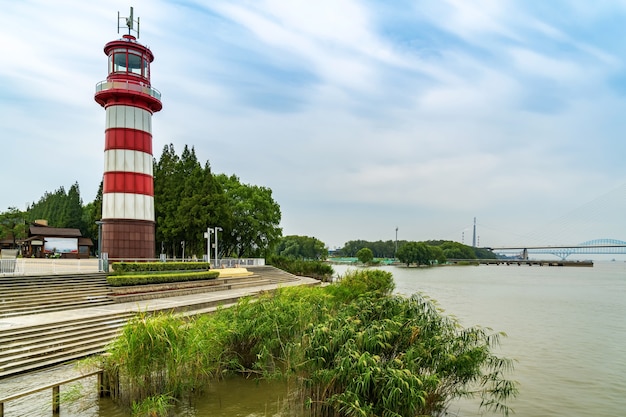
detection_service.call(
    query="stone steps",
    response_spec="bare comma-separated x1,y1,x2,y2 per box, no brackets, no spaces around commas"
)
0,273,113,318
0,266,311,378
0,313,132,378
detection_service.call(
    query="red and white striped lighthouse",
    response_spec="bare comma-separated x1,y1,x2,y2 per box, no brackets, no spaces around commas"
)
94,8,162,260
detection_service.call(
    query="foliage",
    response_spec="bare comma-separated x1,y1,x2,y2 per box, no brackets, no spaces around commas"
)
214,173,282,258
111,261,211,274
0,207,28,247
103,311,221,407
339,239,496,261
131,395,175,417
339,240,404,258
104,269,516,416
396,241,436,266
106,270,219,286
356,247,374,264
154,144,230,258
300,293,516,417
440,241,477,260
327,268,395,302
267,254,334,281
154,144,282,259
274,235,328,260
26,182,87,235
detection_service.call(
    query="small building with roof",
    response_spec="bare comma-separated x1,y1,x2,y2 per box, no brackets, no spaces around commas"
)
22,221,93,258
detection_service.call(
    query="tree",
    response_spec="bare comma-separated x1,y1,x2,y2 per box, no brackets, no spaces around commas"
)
275,235,328,260
215,174,282,258
396,241,436,266
356,247,374,264
154,144,230,258
441,241,476,259
0,207,28,248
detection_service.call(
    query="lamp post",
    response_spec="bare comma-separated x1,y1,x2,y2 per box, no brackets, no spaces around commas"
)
214,227,223,267
181,240,185,261
95,220,104,272
204,228,214,265
395,226,398,258
95,221,103,259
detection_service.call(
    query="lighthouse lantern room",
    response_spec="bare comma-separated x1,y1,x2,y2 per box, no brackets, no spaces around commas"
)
95,7,162,260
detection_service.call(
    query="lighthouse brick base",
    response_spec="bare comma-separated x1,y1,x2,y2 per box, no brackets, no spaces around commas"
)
101,220,155,259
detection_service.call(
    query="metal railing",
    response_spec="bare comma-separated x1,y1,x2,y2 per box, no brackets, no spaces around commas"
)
0,258,265,276
95,79,161,100
0,259,99,276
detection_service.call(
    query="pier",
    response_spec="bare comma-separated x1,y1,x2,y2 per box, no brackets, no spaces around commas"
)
447,259,593,267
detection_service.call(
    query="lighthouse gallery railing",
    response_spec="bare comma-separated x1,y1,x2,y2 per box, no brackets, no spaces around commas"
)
95,80,161,101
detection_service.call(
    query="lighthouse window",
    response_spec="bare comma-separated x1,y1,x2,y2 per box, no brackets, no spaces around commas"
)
112,52,128,73
109,49,147,77
128,53,142,75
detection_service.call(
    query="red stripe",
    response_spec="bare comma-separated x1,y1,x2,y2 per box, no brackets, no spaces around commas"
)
105,128,153,154
103,172,154,196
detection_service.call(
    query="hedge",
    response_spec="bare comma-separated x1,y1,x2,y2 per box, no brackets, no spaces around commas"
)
107,270,220,287
111,262,211,275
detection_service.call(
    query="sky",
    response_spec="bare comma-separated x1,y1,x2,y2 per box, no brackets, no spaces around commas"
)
2,0,626,250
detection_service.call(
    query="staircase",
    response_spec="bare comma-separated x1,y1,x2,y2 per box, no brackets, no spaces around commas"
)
0,273,113,318
0,312,132,378
0,266,314,378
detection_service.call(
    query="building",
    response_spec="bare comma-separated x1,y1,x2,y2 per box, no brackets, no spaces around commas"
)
21,223,93,259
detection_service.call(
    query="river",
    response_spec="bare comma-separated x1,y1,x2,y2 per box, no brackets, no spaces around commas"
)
4,262,625,416
340,261,626,417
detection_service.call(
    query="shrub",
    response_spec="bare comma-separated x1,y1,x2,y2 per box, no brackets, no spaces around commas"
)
110,262,211,275
266,255,334,281
107,271,219,286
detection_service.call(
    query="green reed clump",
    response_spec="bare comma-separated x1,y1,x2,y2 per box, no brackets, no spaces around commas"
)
102,269,516,416
298,291,517,416
131,394,174,417
215,286,332,374
102,311,221,408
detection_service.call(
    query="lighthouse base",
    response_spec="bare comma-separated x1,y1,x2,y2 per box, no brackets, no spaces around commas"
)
101,219,155,260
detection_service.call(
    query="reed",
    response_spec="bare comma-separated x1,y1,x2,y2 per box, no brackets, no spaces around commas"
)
101,269,516,416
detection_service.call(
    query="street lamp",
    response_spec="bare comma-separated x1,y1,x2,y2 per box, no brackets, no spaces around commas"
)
181,240,185,261
204,228,214,265
95,220,104,272
214,227,223,267
95,221,103,259
395,226,398,258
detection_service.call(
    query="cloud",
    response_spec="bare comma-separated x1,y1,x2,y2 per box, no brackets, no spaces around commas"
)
2,1,626,250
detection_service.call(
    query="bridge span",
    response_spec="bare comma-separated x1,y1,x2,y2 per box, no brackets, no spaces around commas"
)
486,239,626,260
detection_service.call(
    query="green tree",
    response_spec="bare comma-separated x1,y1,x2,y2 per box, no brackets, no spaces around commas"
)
0,207,28,248
356,247,374,264
275,235,328,260
441,241,476,259
429,244,447,264
64,182,85,233
215,174,282,258
154,144,229,258
82,181,103,254
396,241,434,266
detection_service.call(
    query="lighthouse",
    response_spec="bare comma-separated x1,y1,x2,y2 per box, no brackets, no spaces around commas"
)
94,8,162,260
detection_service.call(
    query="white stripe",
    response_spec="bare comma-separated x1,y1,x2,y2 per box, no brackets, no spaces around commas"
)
105,105,152,133
102,193,155,221
104,149,153,176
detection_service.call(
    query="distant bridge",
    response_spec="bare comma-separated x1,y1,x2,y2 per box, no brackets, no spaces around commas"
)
487,239,626,260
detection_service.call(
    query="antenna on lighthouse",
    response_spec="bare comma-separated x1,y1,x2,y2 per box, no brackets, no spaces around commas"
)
117,6,141,38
